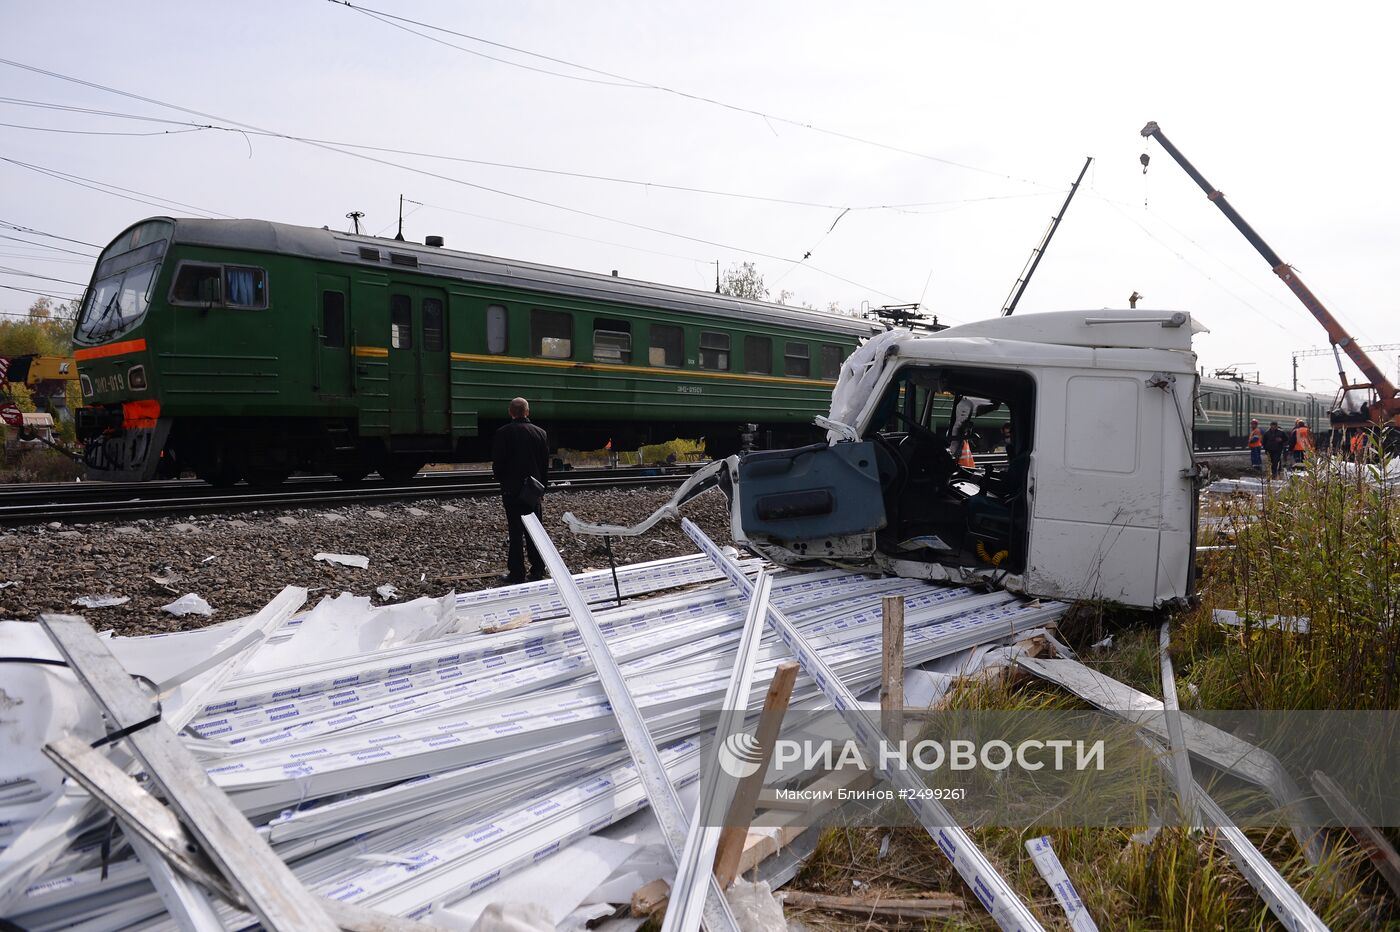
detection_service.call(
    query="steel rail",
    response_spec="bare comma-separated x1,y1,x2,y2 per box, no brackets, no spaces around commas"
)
0,471,691,525
682,518,1047,932
0,464,704,505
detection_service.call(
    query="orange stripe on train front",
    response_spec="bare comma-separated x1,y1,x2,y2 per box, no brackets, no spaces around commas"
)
74,338,147,361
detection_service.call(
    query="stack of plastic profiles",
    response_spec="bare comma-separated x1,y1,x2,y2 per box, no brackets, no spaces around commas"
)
1,539,1070,931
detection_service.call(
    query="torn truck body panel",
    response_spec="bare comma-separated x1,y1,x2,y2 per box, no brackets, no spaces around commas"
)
734,310,1203,609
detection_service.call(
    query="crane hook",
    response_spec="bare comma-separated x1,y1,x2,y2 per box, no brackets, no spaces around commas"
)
1140,152,1151,174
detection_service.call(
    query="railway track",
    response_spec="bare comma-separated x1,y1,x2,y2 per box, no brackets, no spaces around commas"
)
0,466,699,526
1,449,1258,527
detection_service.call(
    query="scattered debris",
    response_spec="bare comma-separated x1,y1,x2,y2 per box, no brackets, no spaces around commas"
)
1025,835,1098,931
69,594,129,609
0,581,16,590
313,552,369,569
374,584,399,601
781,889,964,920
1213,608,1310,634
160,593,214,617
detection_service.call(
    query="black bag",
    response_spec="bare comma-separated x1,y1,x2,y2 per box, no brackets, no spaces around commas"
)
518,476,546,510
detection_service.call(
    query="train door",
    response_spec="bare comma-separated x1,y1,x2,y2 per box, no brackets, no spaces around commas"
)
387,285,449,434
314,273,352,398
419,289,448,435
388,289,421,433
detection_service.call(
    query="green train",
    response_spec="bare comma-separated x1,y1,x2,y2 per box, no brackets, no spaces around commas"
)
72,218,877,484
1194,376,1332,449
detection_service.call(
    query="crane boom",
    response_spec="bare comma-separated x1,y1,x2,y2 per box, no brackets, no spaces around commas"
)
1140,121,1400,429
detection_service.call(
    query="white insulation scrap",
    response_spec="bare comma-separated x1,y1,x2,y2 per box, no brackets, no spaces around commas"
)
314,552,370,569
160,593,214,617
70,594,129,609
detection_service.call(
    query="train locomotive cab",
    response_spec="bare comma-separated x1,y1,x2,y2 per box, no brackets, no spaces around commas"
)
72,218,176,482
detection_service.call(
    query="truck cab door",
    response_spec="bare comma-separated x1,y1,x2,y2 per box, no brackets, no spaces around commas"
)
735,440,887,562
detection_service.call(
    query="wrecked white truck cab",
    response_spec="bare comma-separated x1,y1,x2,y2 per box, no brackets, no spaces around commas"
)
566,309,1204,610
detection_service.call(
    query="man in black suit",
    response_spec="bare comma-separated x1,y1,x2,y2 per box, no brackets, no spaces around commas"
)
492,397,549,584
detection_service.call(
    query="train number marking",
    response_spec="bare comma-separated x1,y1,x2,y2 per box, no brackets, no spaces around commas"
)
93,373,126,394
676,385,702,395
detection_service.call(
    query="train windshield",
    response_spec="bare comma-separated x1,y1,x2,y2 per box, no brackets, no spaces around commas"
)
74,219,173,344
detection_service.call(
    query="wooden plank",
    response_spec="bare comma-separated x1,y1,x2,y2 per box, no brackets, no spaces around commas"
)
881,595,905,739
1311,770,1400,900
713,661,798,889
38,613,338,932
630,878,671,918
43,733,445,932
781,889,964,918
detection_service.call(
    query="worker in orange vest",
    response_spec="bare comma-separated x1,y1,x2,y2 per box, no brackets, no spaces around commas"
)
1291,419,1313,464
1246,419,1263,471
1350,429,1366,459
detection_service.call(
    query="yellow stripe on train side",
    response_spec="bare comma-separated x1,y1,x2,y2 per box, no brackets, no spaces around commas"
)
352,346,389,358
446,352,835,387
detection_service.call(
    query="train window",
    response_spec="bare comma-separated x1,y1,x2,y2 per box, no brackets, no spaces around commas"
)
593,319,632,364
390,294,413,350
171,263,267,308
783,341,810,377
649,323,683,367
322,291,346,348
486,304,508,354
699,331,730,371
224,267,266,308
171,263,221,303
531,309,572,359
422,298,444,352
819,344,843,380
744,335,772,375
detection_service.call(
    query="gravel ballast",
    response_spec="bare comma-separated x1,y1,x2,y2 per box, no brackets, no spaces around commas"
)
1,487,735,636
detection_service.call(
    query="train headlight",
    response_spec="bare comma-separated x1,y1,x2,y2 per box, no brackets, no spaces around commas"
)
128,365,148,391
80,374,94,398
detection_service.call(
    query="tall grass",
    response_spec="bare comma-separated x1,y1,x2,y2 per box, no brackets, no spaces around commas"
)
1183,454,1400,710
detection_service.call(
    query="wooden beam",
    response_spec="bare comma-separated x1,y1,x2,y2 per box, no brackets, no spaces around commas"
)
713,661,798,889
781,889,964,918
1311,770,1400,900
43,734,445,932
881,595,905,739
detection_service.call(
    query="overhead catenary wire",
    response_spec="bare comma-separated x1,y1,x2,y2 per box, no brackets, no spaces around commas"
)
0,266,88,287
0,218,99,249
1089,192,1317,343
0,156,230,219
0,96,1049,216
327,0,1057,191
0,58,904,301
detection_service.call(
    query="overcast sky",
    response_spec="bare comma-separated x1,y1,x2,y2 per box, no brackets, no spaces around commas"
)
3,1,1395,391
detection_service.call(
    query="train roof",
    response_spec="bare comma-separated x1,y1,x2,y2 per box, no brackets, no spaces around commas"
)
159,217,880,338
1198,375,1333,404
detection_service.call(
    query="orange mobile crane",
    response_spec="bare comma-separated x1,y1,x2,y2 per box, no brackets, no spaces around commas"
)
1141,121,1399,447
